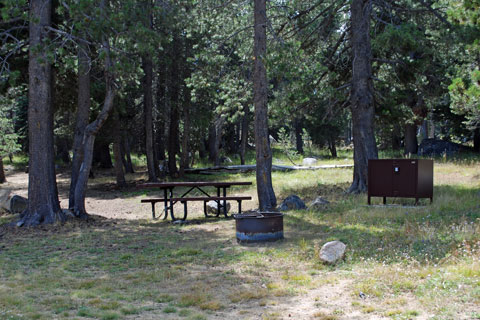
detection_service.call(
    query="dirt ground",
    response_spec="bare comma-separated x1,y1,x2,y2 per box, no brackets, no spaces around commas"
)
0,167,458,320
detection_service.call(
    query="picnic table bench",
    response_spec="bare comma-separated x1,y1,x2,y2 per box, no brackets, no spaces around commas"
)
137,181,252,221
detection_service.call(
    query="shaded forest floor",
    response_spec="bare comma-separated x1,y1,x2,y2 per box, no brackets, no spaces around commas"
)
0,155,479,320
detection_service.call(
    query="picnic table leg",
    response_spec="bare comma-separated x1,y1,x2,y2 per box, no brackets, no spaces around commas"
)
216,187,221,217
203,200,208,217
169,188,176,220
150,202,157,219
223,187,228,217
163,188,169,219
237,200,242,213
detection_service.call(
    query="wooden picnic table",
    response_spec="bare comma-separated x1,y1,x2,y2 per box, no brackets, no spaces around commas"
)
137,181,252,221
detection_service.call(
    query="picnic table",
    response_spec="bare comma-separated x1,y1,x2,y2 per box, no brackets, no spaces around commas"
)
137,181,252,221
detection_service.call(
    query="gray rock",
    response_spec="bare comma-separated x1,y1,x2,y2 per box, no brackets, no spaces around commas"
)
9,195,28,214
319,241,346,264
302,157,318,166
418,139,469,156
279,195,306,211
309,197,330,210
206,200,231,215
0,189,12,211
219,156,233,164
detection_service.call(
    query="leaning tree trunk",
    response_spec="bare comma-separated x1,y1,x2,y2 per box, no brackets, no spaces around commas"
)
19,0,64,226
72,37,116,217
254,0,276,211
348,0,378,194
69,41,91,210
404,123,418,155
0,156,6,183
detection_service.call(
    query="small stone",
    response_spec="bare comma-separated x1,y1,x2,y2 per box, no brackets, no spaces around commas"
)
278,195,306,211
309,197,330,210
206,200,231,215
302,157,318,166
9,195,28,214
319,241,346,264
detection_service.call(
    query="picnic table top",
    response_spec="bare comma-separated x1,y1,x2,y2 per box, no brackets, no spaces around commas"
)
137,181,252,189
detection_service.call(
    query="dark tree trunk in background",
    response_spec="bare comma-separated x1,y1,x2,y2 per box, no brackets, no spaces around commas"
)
240,110,249,165
294,119,304,154
404,124,418,155
72,32,116,217
348,0,378,194
168,105,179,176
474,128,480,152
69,40,91,209
20,0,64,226
156,63,167,162
113,112,126,187
208,124,216,163
214,116,225,166
254,0,276,211
392,124,402,150
328,137,337,158
179,40,192,178
122,132,134,173
143,55,157,182
93,141,113,168
0,156,6,183
56,137,70,164
225,125,237,155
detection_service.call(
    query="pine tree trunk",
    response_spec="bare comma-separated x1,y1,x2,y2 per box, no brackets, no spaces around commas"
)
214,116,225,166
328,137,337,158
208,124,216,163
295,119,304,154
93,140,113,168
20,0,64,226
122,131,134,173
348,0,378,194
179,101,190,177
254,0,276,211
69,42,91,209
73,34,116,217
0,156,6,184
240,110,249,165
404,124,418,155
113,112,126,187
473,128,480,153
143,55,157,182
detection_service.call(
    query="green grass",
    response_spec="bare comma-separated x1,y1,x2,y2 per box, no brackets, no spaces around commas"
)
1,150,479,319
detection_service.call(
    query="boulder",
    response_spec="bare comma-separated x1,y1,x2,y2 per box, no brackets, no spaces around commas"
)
9,195,28,214
219,156,233,164
0,189,12,211
418,139,468,156
302,157,318,166
319,241,346,264
278,195,306,211
309,197,330,210
206,200,231,215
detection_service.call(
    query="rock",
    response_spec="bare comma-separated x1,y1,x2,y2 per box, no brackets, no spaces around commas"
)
9,195,28,214
302,157,318,166
219,156,233,164
62,209,75,218
319,241,346,264
278,195,306,211
418,139,469,157
206,200,231,215
0,189,12,211
309,197,330,210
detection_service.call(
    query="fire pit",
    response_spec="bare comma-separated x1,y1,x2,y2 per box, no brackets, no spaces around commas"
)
233,212,284,243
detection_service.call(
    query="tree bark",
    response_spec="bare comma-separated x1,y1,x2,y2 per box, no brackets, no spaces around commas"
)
179,99,191,177
348,0,378,194
122,131,134,173
208,124,216,163
294,119,304,154
214,116,225,166
143,55,157,182
254,0,276,211
404,124,418,155
240,109,249,165
93,140,113,168
72,35,116,217
473,128,480,153
328,137,337,158
0,156,6,184
20,0,64,226
69,41,91,209
112,111,126,187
